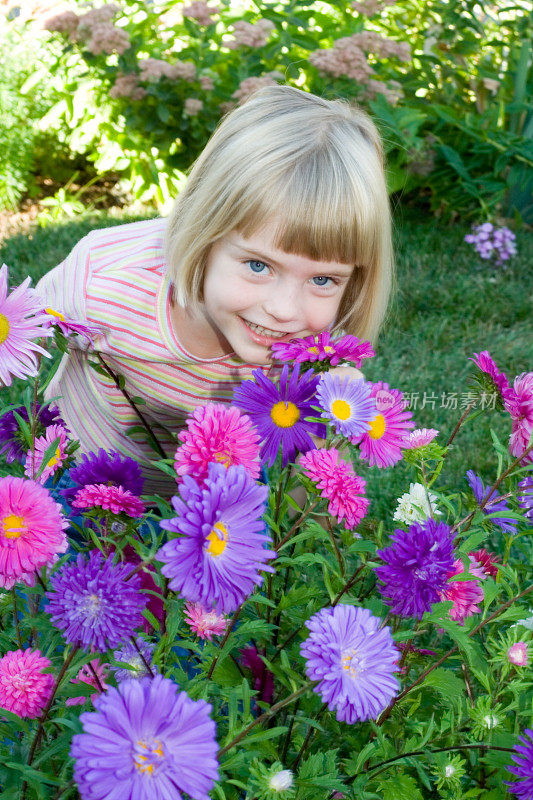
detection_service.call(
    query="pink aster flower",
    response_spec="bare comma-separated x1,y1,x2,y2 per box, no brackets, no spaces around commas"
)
183,601,228,640
24,424,69,484
439,559,484,625
470,351,514,405
0,263,51,387
72,484,145,518
174,402,261,484
66,658,110,707
403,428,439,449
469,548,499,578
271,331,375,368
43,306,101,345
506,372,533,465
0,649,54,718
351,382,415,468
0,476,68,589
508,642,529,667
299,448,369,531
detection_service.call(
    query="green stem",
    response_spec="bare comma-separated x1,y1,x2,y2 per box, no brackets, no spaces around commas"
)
291,702,327,770
446,400,477,447
130,635,155,678
275,499,320,551
207,605,242,680
12,588,22,649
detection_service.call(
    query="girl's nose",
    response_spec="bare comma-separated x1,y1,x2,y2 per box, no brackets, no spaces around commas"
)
262,285,300,323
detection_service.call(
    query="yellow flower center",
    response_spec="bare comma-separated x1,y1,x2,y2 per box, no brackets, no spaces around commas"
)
308,346,319,355
45,307,66,322
214,451,232,468
324,345,334,354
270,401,300,428
369,413,386,439
1,514,25,539
341,647,365,677
0,313,10,345
47,446,62,469
206,521,228,557
331,399,351,420
133,738,165,775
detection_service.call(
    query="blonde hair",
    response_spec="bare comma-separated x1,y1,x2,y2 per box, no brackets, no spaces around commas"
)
164,85,393,343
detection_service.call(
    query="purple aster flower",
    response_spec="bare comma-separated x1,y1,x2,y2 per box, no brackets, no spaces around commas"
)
71,674,219,800
506,728,533,799
46,551,147,651
271,331,375,369
465,224,517,266
301,605,399,723
233,364,324,466
375,520,455,618
157,463,275,614
61,447,144,502
466,470,518,534
316,372,375,438
112,638,156,681
518,476,533,524
0,403,64,464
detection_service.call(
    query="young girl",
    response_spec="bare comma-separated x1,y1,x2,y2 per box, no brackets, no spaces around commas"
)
36,85,393,498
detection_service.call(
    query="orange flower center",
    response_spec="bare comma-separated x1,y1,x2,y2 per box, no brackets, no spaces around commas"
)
206,521,228,557
0,313,10,345
270,401,300,428
2,514,25,539
368,413,386,439
133,738,165,775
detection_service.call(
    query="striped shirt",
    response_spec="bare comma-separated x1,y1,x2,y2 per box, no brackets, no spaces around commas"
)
36,217,268,497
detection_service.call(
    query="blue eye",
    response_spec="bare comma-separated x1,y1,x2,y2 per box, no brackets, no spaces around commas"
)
312,276,332,287
247,260,269,274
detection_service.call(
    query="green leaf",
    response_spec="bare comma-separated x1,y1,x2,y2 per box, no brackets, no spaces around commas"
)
376,773,423,800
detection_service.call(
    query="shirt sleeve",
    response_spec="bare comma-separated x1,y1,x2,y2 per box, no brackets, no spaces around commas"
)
35,232,94,324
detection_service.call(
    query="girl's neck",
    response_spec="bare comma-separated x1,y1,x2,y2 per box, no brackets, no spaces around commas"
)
169,300,234,360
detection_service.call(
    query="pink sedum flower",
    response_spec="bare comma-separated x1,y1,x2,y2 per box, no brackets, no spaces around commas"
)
508,642,529,667
0,649,54,718
299,447,368,532
183,601,228,640
66,659,110,707
0,476,68,589
72,484,145,518
24,424,69,484
506,372,533,465
439,559,484,625
351,382,414,468
0,263,51,387
403,428,439,449
175,402,261,484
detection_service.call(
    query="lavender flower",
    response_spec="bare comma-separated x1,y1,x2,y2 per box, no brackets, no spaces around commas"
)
506,728,533,798
466,470,518,533
301,605,399,723
112,638,156,681
71,675,219,800
375,520,455,618
517,476,533,524
46,551,146,651
0,403,64,463
464,223,517,266
61,448,144,502
157,463,275,613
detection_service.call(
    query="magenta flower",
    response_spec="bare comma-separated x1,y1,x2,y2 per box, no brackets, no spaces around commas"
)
0,649,54,718
233,364,323,467
439,559,484,625
299,448,368,531
175,402,261,484
0,263,51,386
271,331,374,368
316,373,376,438
66,658,110,707
506,372,533,465
24,424,69,484
184,601,228,640
301,605,399,723
351,382,415,468
470,350,514,405
508,642,529,667
43,306,101,344
240,645,275,705
469,548,499,578
72,483,145,518
0,476,68,589
403,428,439,449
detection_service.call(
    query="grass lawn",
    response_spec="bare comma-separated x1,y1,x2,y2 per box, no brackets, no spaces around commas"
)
0,207,531,520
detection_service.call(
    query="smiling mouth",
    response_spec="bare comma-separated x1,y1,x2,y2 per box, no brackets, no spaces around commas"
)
241,319,296,339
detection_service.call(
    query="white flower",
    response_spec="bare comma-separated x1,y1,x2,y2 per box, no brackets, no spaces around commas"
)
393,482,442,524
512,610,533,631
444,765,456,778
269,770,294,792
483,713,499,729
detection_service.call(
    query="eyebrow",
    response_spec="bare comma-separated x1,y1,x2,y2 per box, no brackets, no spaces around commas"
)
229,241,354,278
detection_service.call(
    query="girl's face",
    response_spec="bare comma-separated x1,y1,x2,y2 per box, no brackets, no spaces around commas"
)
201,218,353,365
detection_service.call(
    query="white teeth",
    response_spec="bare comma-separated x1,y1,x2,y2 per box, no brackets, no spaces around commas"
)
246,321,286,338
